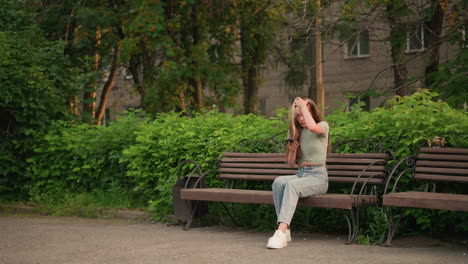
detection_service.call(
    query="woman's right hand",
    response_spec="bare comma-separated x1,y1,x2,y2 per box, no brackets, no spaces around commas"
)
287,140,299,152
286,141,299,167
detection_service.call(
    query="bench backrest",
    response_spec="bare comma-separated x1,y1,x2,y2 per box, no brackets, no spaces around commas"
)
219,152,388,185
415,147,468,183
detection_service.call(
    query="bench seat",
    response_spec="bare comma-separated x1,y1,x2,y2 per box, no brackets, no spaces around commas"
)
383,191,468,212
181,188,378,210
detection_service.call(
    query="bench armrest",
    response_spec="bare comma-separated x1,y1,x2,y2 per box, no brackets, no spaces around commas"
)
349,160,387,196
383,155,417,195
177,159,221,189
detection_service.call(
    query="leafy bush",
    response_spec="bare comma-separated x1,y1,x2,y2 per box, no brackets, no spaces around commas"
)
26,112,145,202
121,110,286,218
0,0,79,199
328,89,468,158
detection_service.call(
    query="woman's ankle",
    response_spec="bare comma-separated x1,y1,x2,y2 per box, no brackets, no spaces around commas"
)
277,222,289,233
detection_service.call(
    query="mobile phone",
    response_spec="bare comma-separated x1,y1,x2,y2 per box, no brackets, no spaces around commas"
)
286,139,294,144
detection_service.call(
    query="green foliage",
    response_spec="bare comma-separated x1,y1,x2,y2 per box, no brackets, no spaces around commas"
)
35,185,144,218
328,89,468,158
356,208,388,245
122,110,285,218
23,109,285,220
427,50,468,109
0,0,80,199
26,111,145,201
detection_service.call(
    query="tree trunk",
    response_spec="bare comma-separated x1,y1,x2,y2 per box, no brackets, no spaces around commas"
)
69,24,81,115
95,43,121,125
424,2,444,88
179,90,187,112
83,26,101,121
315,0,325,114
241,23,259,115
129,54,145,99
115,25,146,102
191,1,203,110
387,4,409,96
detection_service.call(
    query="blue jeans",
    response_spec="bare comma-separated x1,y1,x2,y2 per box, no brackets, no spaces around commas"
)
272,166,328,226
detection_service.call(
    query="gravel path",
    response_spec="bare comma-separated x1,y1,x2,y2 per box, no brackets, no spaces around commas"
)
0,214,466,264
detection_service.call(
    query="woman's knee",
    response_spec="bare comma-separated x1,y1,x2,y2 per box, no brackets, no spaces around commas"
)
272,176,288,190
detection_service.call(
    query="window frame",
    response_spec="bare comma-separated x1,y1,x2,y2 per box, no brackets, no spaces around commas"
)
345,30,370,59
405,23,430,53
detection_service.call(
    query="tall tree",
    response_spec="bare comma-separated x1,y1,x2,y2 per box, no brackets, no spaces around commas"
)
237,1,281,114
386,0,410,96
36,0,123,122
0,0,80,198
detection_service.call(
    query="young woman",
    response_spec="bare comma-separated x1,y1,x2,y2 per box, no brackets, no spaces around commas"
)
267,97,330,249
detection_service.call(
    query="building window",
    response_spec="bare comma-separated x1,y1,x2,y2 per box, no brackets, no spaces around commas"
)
346,30,370,58
405,23,430,53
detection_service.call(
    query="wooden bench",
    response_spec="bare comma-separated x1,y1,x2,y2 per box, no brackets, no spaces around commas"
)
382,147,468,245
179,151,389,243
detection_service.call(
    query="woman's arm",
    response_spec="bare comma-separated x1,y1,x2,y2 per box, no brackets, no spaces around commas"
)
286,141,299,167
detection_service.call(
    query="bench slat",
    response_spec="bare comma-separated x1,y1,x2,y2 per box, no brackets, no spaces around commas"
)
219,174,276,181
220,168,386,177
328,177,385,185
222,157,285,163
328,171,385,177
383,191,468,211
415,167,468,175
223,152,285,158
220,168,298,175
417,154,468,162
326,158,386,164
181,188,378,209
327,165,386,171
416,160,468,169
220,162,385,171
218,174,385,184
414,174,468,183
419,147,468,155
223,158,387,163
221,163,298,169
223,152,388,159
327,153,388,158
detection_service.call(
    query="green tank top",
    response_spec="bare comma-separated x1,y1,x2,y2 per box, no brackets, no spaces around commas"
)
299,121,329,166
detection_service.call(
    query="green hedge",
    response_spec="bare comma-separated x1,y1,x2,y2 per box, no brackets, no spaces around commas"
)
25,112,145,202
120,110,286,217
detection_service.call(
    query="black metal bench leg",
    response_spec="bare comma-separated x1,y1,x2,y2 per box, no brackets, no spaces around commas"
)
345,207,360,244
384,207,403,246
184,200,200,230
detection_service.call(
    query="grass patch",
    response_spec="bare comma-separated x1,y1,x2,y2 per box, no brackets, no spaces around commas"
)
33,187,146,218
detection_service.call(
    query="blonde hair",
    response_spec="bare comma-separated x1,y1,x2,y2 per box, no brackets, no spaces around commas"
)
286,98,331,163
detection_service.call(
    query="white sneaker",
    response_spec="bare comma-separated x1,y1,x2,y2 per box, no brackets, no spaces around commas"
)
267,230,288,249
286,229,292,242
